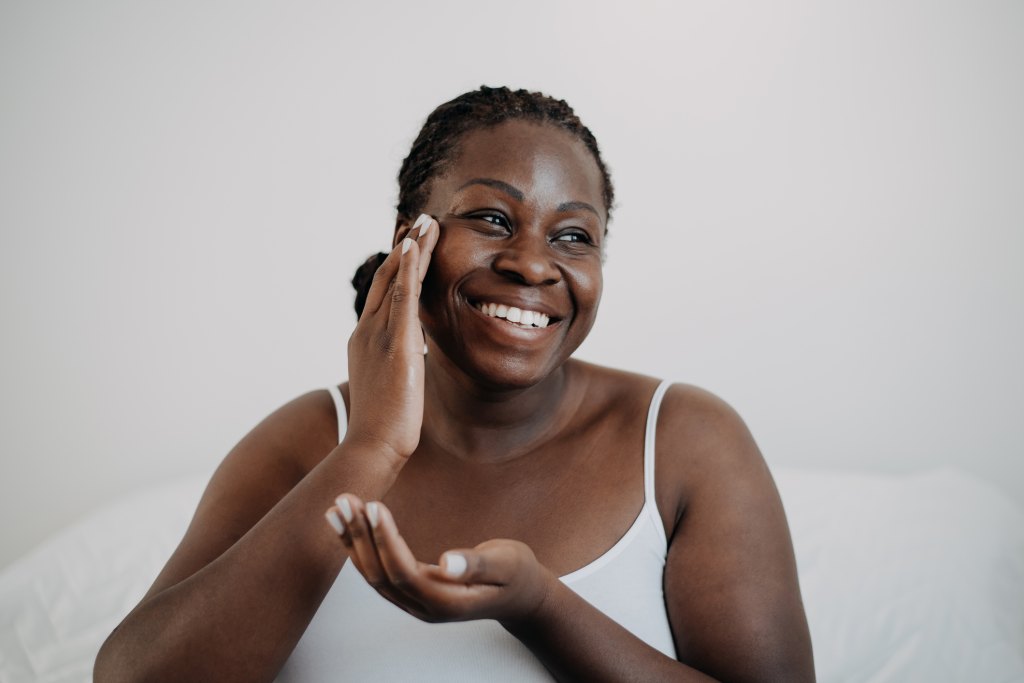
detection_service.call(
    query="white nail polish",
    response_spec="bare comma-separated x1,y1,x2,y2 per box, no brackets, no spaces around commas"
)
402,237,412,254
443,553,467,577
423,343,428,355
366,502,380,529
418,218,432,238
337,497,353,523
413,213,430,231
325,509,345,535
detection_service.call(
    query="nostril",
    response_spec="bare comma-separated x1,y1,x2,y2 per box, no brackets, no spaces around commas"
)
493,252,561,287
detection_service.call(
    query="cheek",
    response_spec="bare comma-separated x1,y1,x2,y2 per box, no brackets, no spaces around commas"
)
571,263,603,308
423,234,473,297
419,232,478,317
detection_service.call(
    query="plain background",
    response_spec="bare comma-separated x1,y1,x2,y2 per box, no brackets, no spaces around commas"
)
1,0,1021,570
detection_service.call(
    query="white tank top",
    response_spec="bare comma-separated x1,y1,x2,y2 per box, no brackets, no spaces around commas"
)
277,381,678,682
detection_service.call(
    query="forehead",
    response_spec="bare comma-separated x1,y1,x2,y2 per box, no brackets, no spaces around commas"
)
434,120,606,215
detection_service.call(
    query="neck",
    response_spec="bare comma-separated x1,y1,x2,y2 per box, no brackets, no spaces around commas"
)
421,356,583,464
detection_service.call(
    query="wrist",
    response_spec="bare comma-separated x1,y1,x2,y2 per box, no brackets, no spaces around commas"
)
321,438,407,499
338,433,412,472
500,566,560,635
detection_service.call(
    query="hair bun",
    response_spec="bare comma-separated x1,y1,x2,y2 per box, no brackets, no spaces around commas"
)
352,251,389,318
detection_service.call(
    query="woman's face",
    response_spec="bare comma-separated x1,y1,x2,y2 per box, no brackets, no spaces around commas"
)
409,120,607,390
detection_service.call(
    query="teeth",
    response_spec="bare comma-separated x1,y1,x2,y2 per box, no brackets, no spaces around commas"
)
475,301,551,328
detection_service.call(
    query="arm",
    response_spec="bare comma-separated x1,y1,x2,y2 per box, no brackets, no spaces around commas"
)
94,431,401,683
95,219,440,682
503,581,717,682
657,385,815,681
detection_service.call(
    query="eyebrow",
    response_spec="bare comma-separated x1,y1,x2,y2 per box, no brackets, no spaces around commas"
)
456,178,600,217
457,178,523,201
555,200,600,217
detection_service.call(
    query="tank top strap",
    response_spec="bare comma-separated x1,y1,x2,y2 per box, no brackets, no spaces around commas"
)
326,385,347,445
644,379,673,551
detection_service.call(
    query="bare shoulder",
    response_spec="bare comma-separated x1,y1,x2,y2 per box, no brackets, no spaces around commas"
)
208,386,342,499
142,386,342,600
658,382,757,457
567,365,773,541
653,383,768,530
568,359,661,416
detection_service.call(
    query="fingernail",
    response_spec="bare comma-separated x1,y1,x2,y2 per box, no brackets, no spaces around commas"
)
423,343,428,355
325,508,345,535
442,552,467,577
336,496,353,523
417,216,432,238
413,213,430,232
401,237,412,254
366,502,380,529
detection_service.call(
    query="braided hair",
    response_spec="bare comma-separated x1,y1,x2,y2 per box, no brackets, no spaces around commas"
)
353,85,614,317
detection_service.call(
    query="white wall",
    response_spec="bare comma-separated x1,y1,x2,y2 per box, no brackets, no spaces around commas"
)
1,0,1021,569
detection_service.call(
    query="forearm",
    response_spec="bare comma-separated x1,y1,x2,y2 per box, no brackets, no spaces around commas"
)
503,579,717,683
95,442,400,683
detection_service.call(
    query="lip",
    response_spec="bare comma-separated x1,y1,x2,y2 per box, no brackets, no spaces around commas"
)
465,297,563,342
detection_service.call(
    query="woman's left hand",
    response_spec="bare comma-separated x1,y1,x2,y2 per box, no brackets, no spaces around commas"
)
325,494,554,624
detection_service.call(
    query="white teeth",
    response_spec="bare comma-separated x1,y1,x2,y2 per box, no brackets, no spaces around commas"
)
475,301,552,328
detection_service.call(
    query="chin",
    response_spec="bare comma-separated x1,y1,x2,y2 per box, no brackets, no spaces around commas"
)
467,356,562,392
432,335,571,393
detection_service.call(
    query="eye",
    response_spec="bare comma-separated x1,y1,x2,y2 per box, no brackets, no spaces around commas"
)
553,230,593,245
473,212,511,229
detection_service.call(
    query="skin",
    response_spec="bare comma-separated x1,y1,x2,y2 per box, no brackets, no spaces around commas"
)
95,120,815,682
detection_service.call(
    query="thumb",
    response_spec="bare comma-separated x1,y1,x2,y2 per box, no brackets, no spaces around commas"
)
438,540,530,585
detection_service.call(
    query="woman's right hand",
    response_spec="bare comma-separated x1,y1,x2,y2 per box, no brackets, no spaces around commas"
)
345,214,439,467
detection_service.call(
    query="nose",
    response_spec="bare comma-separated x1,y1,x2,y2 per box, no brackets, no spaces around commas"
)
492,233,561,286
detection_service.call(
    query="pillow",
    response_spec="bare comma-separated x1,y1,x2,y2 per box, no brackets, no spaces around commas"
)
0,477,204,683
776,467,1024,682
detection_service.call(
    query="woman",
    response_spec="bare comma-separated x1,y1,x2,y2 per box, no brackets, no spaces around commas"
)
96,86,814,682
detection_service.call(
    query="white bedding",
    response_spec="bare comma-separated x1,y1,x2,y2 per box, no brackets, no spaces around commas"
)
1,467,1022,682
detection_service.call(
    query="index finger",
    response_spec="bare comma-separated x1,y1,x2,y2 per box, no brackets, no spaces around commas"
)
412,215,440,285
369,501,433,595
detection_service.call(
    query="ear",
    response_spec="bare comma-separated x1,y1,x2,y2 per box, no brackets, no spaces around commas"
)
393,215,414,248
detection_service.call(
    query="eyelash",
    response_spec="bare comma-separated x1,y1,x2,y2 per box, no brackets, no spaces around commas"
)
477,213,511,229
473,212,594,246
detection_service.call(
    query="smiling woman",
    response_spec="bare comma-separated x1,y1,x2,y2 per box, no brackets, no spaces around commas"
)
94,86,815,682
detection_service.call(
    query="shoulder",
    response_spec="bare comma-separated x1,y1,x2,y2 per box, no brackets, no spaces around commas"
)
143,385,343,598
238,385,347,475
207,386,341,494
654,383,768,532
658,382,756,456
574,361,755,458
568,359,661,417
571,361,754,453
567,362,751,450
